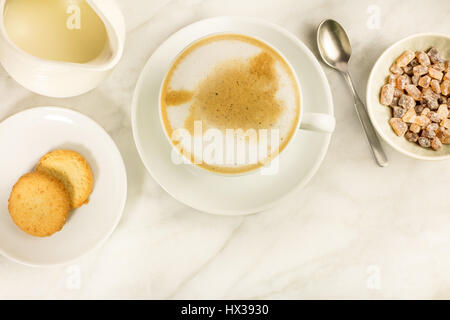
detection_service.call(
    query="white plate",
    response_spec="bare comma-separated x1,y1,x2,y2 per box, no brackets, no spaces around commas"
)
132,16,334,215
0,107,127,266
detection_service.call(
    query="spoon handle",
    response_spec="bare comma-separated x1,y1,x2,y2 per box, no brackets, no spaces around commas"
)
342,72,389,167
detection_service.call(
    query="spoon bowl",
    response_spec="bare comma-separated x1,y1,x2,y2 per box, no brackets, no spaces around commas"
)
317,19,352,72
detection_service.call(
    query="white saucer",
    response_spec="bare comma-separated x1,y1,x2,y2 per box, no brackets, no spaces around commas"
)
132,16,334,215
0,107,127,266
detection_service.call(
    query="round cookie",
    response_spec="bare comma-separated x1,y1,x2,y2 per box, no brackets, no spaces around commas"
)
35,150,94,209
8,172,71,237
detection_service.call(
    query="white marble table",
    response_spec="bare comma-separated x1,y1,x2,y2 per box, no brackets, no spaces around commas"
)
1,0,450,299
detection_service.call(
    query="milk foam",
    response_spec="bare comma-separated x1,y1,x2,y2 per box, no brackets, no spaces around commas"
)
161,34,300,173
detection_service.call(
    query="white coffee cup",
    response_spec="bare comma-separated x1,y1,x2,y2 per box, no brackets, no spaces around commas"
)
159,33,335,175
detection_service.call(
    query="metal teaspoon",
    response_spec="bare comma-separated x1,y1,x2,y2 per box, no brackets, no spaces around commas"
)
317,19,388,167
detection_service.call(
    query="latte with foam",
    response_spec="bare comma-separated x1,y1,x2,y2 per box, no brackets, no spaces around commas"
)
160,34,300,174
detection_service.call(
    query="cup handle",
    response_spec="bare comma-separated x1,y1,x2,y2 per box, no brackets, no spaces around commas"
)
300,112,335,133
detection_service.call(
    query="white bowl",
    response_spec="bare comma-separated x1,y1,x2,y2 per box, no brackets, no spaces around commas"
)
367,33,450,160
0,107,127,266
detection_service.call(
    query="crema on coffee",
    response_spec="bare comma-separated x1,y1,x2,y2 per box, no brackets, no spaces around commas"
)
161,34,300,174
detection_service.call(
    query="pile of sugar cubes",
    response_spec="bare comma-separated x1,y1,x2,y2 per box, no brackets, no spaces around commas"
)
380,47,450,151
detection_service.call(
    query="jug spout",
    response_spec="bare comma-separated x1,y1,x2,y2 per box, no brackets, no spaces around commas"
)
86,0,126,69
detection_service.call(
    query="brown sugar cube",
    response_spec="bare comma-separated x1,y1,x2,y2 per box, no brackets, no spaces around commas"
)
422,94,439,110
416,104,425,113
403,65,414,76
446,61,450,73
401,107,417,123
411,74,420,86
414,115,431,127
390,96,400,107
390,63,404,75
405,84,422,100
416,51,431,66
380,84,395,105
388,74,398,86
405,131,419,143
441,80,450,96
428,111,440,123
422,88,441,107
428,47,443,64
418,136,431,148
444,71,450,81
437,128,450,144
392,106,405,118
431,79,441,94
441,118,450,129
396,50,415,67
422,126,436,139
437,104,449,120
421,107,430,116
409,123,421,133
396,75,410,90
389,118,408,136
413,65,428,76
422,87,440,98
394,88,403,98
437,126,449,134
398,94,415,109
433,62,446,72
427,123,439,132
418,75,431,88
428,67,443,81
415,104,425,114
431,137,443,151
